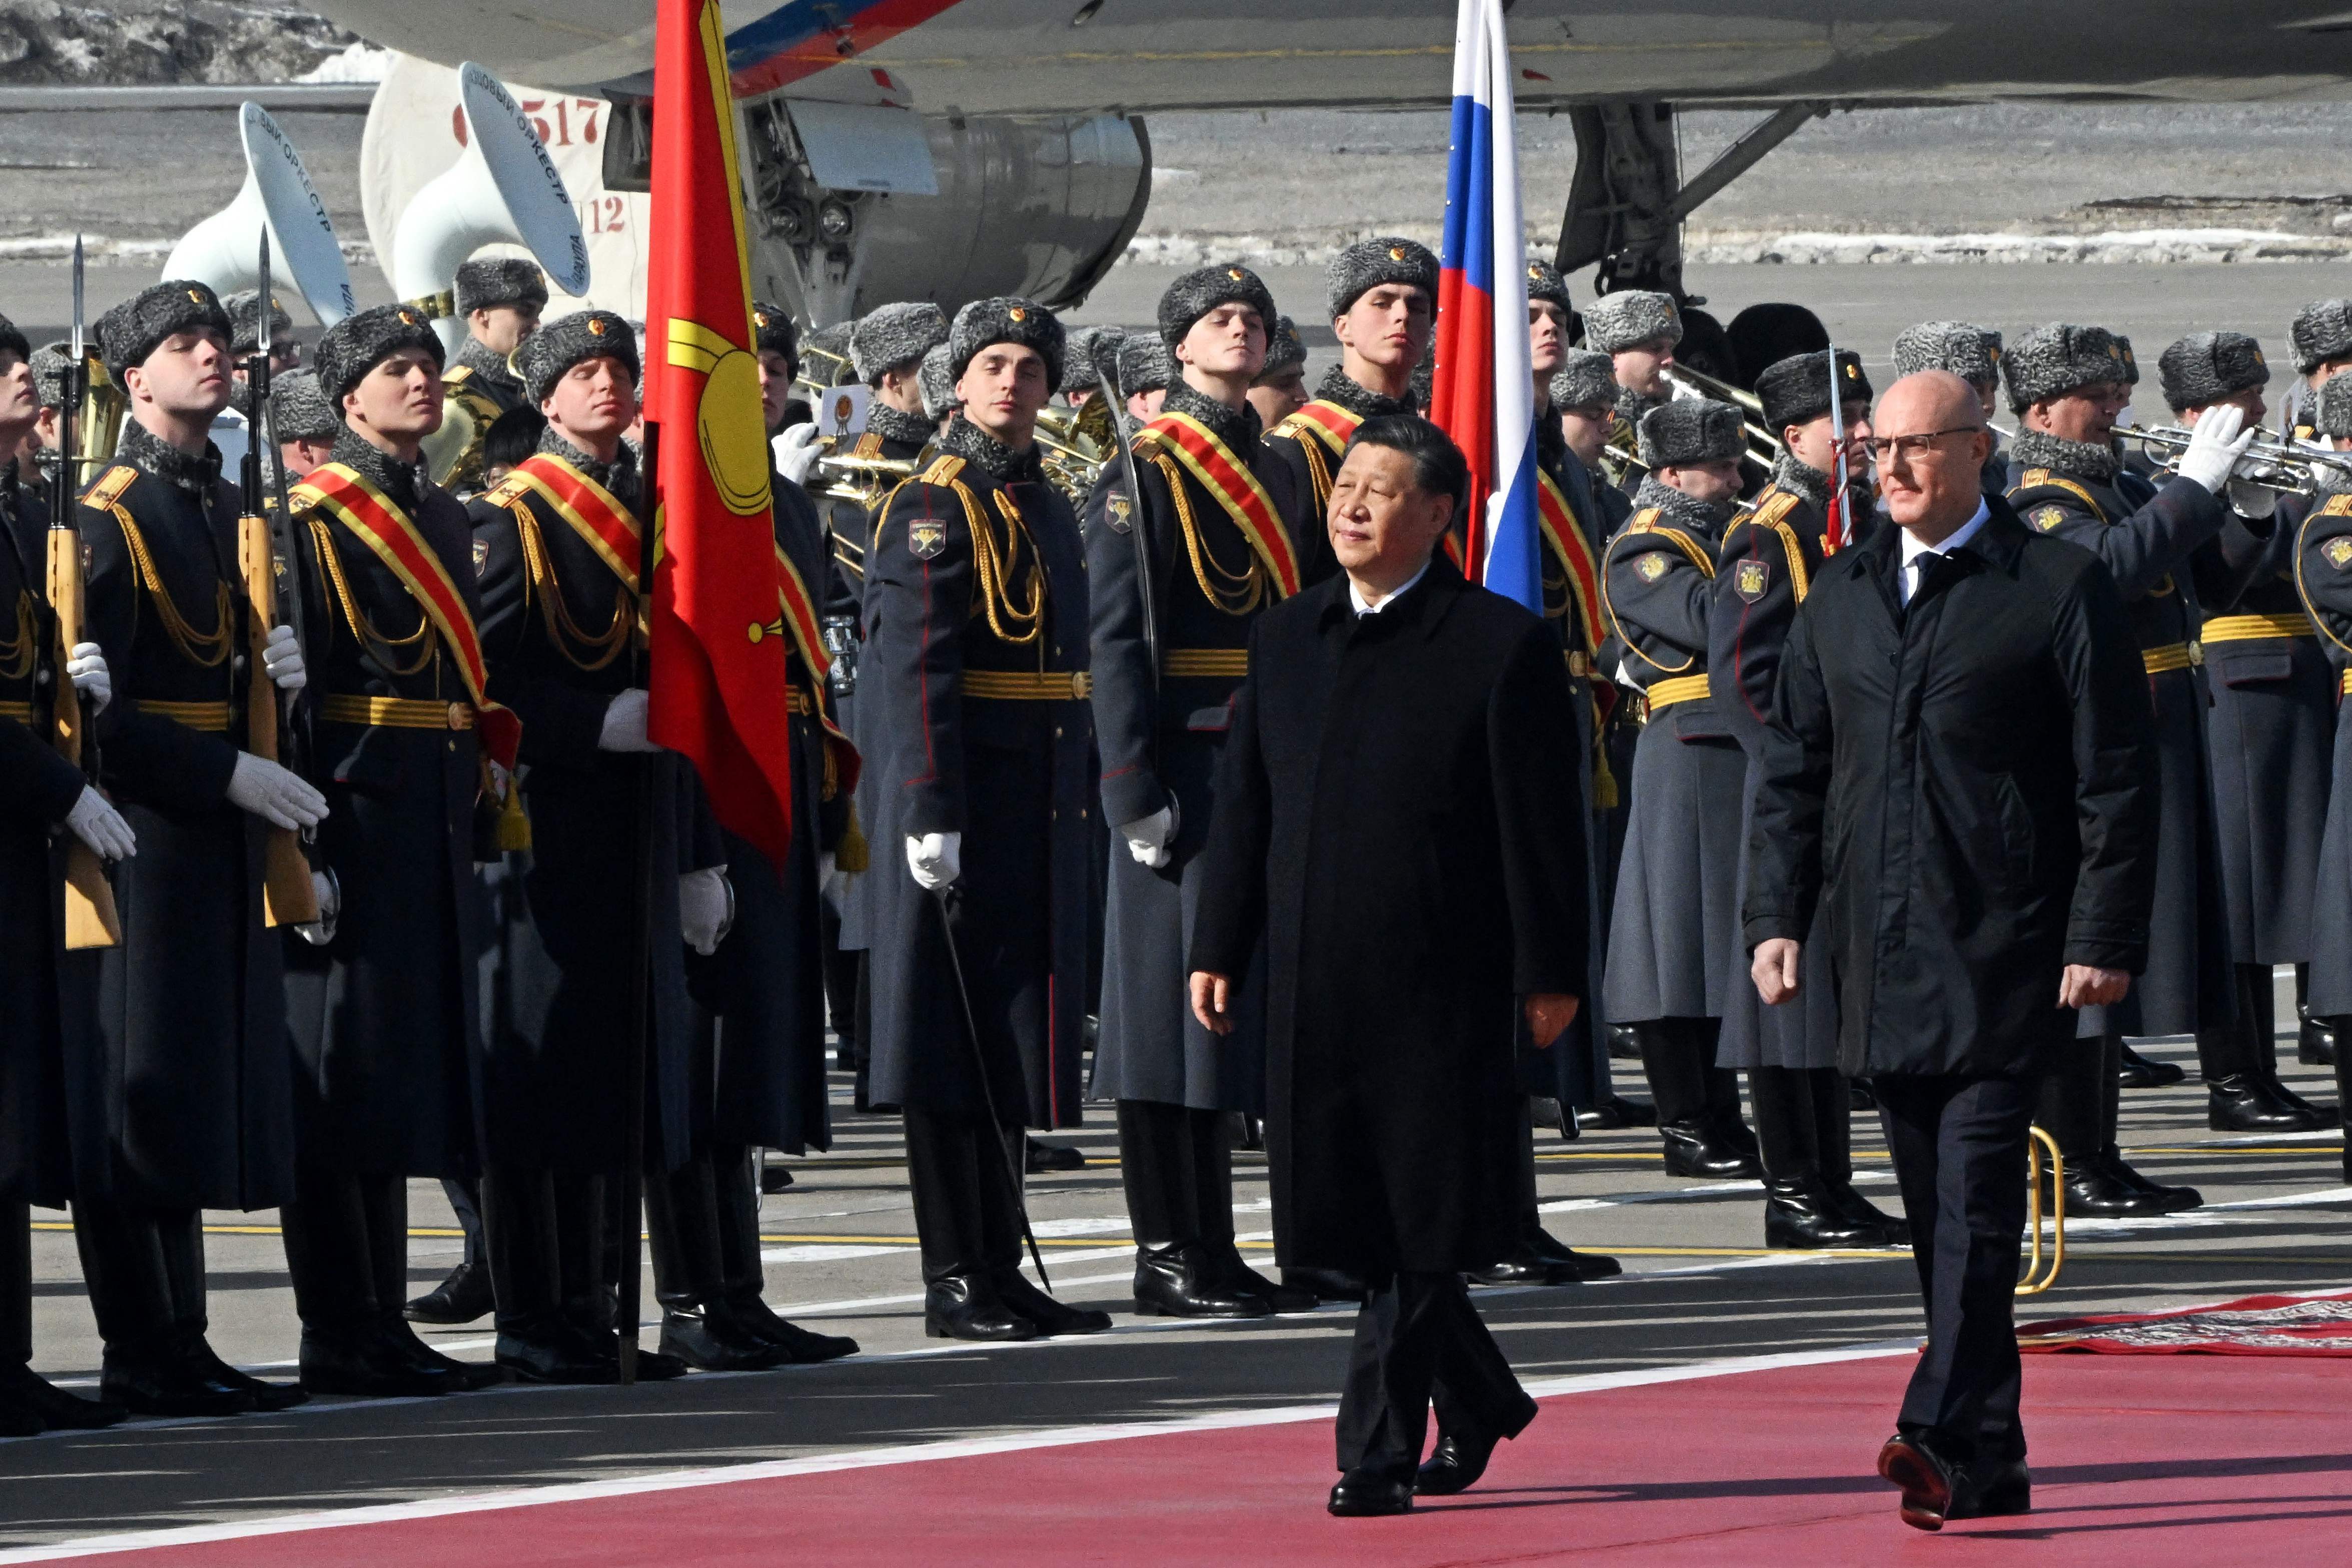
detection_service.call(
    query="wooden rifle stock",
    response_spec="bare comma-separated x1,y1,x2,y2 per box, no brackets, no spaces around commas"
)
239,509,319,927
45,525,119,948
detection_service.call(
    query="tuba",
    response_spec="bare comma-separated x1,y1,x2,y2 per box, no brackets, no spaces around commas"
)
162,103,356,329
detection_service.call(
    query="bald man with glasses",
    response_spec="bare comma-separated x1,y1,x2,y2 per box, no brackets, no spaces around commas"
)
1745,371,2159,1531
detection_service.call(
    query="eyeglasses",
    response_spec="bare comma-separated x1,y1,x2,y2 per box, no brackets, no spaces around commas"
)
1861,426,1981,463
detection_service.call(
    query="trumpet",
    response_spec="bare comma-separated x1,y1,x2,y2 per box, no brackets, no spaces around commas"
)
1663,364,1784,463
2120,423,2352,496
812,450,918,511
793,344,856,408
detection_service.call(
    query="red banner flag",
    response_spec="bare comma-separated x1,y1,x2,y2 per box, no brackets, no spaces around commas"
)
644,0,797,868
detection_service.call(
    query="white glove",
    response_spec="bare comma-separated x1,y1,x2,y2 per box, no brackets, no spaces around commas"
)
295,868,341,946
2226,475,2278,521
64,642,112,714
2175,403,2254,494
226,751,328,831
598,688,659,753
1121,803,1176,869
63,785,134,861
776,422,823,487
261,624,306,692
680,866,732,955
906,831,961,891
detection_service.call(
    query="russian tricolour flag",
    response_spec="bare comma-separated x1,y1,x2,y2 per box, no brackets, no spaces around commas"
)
1428,0,1539,611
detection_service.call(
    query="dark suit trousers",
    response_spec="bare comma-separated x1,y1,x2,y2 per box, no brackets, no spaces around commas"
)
1335,1270,1536,1479
1875,1071,2038,1463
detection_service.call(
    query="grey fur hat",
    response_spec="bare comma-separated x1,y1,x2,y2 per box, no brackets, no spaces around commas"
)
1580,290,1681,355
97,280,232,390
30,340,71,409
1324,237,1437,320
267,369,339,442
1756,349,1872,435
1524,258,1571,313
1062,326,1120,395
519,309,639,405
851,301,948,384
2312,370,2352,438
2157,331,2268,414
2289,299,2352,375
222,289,292,356
802,321,857,385
749,299,799,373
1116,333,1171,395
2001,322,2131,411
947,296,1064,390
1892,320,2002,384
2115,335,2141,387
314,301,446,405
1548,349,1618,412
454,257,548,318
1158,263,1277,352
918,342,958,421
1637,398,1744,468
1258,316,1306,381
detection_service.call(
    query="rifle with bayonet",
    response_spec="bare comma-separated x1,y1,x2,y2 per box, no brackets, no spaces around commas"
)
236,231,323,930
46,236,119,948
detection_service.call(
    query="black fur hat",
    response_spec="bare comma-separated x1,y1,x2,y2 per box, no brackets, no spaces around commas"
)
1755,349,1872,435
749,299,800,376
1637,398,1744,468
314,301,446,405
947,297,1064,390
1324,237,1437,320
97,281,233,390
454,257,549,317
267,369,340,442
2001,323,2132,412
1158,263,1277,352
519,309,639,405
2157,331,2268,414
851,301,948,384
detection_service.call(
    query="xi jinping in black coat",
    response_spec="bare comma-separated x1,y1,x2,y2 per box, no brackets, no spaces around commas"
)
1190,416,1588,1515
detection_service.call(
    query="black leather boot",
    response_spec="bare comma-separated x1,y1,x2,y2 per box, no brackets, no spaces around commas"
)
1025,1138,1086,1173
496,1314,619,1383
1660,1121,1764,1179
2300,992,2337,1067
707,1145,859,1362
2117,1042,2184,1089
99,1342,255,1418
1203,1244,1316,1311
384,1320,502,1390
182,1331,307,1411
405,1261,494,1325
298,1324,455,1399
995,1268,1113,1336
1133,1242,1270,1317
0,1363,125,1430
1520,1222,1621,1280
923,1273,1036,1341
2333,1018,2352,1181
2058,1151,2201,1218
658,1306,793,1372
1763,1175,1886,1249
2208,1073,2336,1132
1281,1265,1367,1303
1575,1094,1658,1130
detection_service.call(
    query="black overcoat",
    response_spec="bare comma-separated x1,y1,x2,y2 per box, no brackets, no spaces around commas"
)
75,431,294,1209
469,442,700,1173
1744,501,2160,1078
861,426,1094,1128
2291,492,2352,1014
279,436,487,1179
1189,564,1589,1275
2006,458,2234,1038
1085,391,1304,1114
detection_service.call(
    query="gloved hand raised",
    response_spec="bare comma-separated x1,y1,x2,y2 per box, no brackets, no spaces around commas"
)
775,422,823,487
598,688,660,753
906,831,961,891
63,785,135,861
2174,402,2255,495
226,752,328,831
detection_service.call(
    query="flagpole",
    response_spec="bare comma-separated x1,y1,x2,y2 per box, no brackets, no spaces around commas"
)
617,417,662,1386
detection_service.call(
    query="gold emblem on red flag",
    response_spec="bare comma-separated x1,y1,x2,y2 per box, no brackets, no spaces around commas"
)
666,318,772,517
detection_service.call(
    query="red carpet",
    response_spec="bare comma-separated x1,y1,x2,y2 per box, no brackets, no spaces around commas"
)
2019,1289,2352,1355
39,1349,2352,1565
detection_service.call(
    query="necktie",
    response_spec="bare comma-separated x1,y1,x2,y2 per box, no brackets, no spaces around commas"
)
1908,549,1943,604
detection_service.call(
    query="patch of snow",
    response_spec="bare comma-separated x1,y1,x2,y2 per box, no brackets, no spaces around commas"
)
298,41,391,84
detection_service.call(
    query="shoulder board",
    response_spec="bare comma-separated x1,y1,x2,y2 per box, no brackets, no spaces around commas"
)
1615,511,1717,577
853,432,885,459
2007,467,2106,527
1751,489,1802,529
444,365,473,385
287,481,326,512
481,472,533,508
2322,493,2352,518
920,454,967,487
81,465,137,509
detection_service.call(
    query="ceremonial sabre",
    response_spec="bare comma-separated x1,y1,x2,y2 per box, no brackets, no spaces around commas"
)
928,885,1053,1290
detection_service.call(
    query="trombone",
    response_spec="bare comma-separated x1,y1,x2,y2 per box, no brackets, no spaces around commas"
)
2121,423,2352,496
1663,364,1784,464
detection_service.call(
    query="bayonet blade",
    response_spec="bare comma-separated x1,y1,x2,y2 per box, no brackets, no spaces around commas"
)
69,234,83,361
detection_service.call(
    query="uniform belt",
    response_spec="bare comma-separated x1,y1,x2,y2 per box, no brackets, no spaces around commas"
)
0,700,33,723
1163,648,1249,678
961,669,1093,701
2200,612,2314,644
2141,641,2204,675
135,698,232,732
320,693,475,731
1645,673,1711,710
2342,668,2352,698
786,685,816,715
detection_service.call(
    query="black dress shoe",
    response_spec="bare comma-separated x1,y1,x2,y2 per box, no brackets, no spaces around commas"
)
2117,1043,2185,1089
1605,1023,1642,1061
2207,1073,2337,1132
625,1346,691,1381
1469,1242,1586,1287
659,1308,794,1372
721,1294,861,1362
386,1326,503,1390
1522,1224,1622,1279
0,1363,126,1429
2104,1152,2204,1212
1206,1249,1317,1312
2058,1153,2200,1217
186,1338,307,1411
298,1328,455,1399
996,1269,1113,1336
1282,1266,1368,1303
1025,1138,1086,1174
923,1275,1037,1341
99,1353,257,1418
1529,1096,1566,1131
1877,1433,1955,1531
1826,1183,1911,1247
1848,1078,1878,1112
495,1322,619,1384
1414,1429,1502,1495
1764,1178,1887,1249
1328,1471,1415,1516
1949,1456,2031,1520
1133,1242,1271,1318
759,1163,796,1194
1660,1122,1764,1180
1575,1094,1658,1130
2300,1010,2338,1067
405,1260,495,1325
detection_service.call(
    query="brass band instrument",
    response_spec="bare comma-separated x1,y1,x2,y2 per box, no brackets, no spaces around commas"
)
2121,423,2352,496
1034,399,1114,505
811,450,919,511
793,345,856,409
70,351,124,492
2018,1125,2066,1295
1663,364,1784,464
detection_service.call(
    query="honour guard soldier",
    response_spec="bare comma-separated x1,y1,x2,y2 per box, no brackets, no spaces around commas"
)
73,281,317,1414
1579,290,1683,456
1602,399,1761,1179
1117,333,1172,421
276,305,510,1396
470,310,718,1382
648,309,861,1372
2286,299,2352,442
27,341,72,483
1062,325,1119,411
1715,350,1905,1248
920,342,960,434
224,290,295,384
2005,322,2256,1214
269,370,340,480
2162,333,2336,1128
2292,371,2352,1161
1551,350,1632,534
1892,322,2007,498
1088,264,1315,1318
851,304,951,464
429,259,547,495
0,313,130,1434
1265,240,1435,567
864,298,1111,1341
1247,315,1309,430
